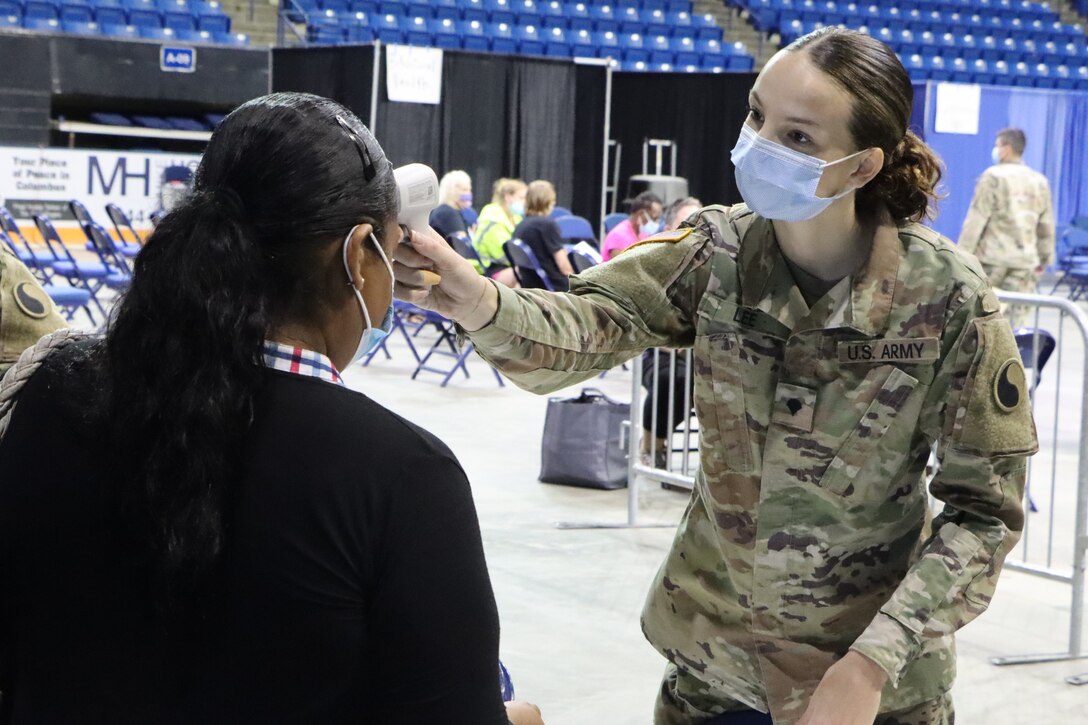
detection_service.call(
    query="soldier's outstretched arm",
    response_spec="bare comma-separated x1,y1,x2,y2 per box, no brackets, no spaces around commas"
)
395,226,713,395
850,285,1035,686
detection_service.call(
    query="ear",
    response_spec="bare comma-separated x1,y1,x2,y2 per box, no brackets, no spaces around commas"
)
849,148,885,189
344,222,375,292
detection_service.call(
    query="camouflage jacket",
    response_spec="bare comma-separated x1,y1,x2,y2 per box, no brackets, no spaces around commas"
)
468,205,1037,723
958,161,1055,270
0,245,67,376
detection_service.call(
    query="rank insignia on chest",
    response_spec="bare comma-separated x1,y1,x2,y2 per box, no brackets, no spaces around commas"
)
838,337,940,364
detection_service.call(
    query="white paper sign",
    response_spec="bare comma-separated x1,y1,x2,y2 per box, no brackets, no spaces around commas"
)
0,146,201,237
386,45,443,105
934,82,982,135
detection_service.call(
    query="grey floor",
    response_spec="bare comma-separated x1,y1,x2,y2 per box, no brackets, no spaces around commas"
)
342,310,1088,725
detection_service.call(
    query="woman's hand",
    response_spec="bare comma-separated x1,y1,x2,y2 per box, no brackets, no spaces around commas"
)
796,651,887,725
505,700,544,725
392,228,497,331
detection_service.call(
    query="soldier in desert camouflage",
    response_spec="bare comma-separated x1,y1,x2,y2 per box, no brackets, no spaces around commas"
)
958,128,1055,328
0,241,66,377
395,27,1037,725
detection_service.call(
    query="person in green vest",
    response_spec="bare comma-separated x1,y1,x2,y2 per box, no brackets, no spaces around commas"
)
472,178,526,288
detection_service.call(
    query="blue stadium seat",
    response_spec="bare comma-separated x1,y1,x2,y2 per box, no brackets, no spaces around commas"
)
374,0,403,14
949,56,971,83
727,54,754,72
350,0,377,13
903,53,926,82
138,24,175,39
588,3,616,33
431,0,457,21
430,16,458,48
620,30,648,62
515,21,544,54
543,25,569,57
307,9,341,43
491,20,517,53
536,0,561,20
593,29,620,58
59,0,93,23
0,14,20,28
24,16,61,30
511,0,536,21
460,0,487,23
1011,61,1034,86
693,12,719,41
403,14,430,45
24,1,60,21
348,13,374,41
1032,62,1055,88
459,18,488,51
672,35,698,66
127,8,162,27
174,27,213,41
486,0,515,26
620,60,648,72
970,58,993,85
991,59,1011,84
62,18,100,33
923,54,950,81
642,8,669,36
569,27,594,56
648,33,672,64
94,5,128,25
372,12,401,42
1053,64,1076,89
405,2,432,18
197,9,228,33
213,31,248,45
101,22,140,37
617,5,641,34
164,11,194,31
539,13,567,30
1074,65,1088,90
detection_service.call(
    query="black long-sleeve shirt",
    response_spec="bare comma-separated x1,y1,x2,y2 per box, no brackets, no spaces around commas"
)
0,344,509,724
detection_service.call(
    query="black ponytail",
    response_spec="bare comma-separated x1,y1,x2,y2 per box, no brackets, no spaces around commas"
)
99,93,398,619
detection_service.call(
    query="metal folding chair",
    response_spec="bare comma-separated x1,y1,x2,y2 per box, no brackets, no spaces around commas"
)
504,238,555,291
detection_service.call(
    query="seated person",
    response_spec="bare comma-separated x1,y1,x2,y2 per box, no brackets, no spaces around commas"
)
0,92,543,725
600,191,663,262
429,169,474,241
473,178,526,288
511,180,573,292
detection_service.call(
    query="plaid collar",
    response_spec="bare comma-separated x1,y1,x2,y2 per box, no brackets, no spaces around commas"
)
262,340,344,386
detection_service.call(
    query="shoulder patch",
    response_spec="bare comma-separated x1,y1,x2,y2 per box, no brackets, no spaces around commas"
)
620,227,692,254
951,315,1038,457
13,281,49,319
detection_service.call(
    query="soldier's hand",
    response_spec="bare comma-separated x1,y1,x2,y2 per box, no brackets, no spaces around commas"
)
797,651,886,725
393,227,496,330
504,700,544,725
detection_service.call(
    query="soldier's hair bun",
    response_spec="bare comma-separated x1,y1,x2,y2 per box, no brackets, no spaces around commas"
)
861,130,944,225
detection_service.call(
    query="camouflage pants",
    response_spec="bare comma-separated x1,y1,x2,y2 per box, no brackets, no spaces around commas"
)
654,663,954,724
981,264,1038,329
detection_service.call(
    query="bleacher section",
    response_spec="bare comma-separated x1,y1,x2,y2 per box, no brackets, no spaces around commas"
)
728,0,1088,89
291,0,757,72
0,0,249,45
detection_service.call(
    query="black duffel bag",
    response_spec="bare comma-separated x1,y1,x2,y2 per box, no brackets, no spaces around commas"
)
539,388,630,489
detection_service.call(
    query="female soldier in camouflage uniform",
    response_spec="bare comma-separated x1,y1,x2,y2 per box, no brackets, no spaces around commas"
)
396,28,1036,725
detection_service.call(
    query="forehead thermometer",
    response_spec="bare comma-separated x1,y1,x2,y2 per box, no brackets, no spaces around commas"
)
393,163,439,232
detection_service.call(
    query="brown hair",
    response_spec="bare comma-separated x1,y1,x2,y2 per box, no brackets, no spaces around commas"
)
491,177,527,205
525,179,556,216
997,127,1026,156
788,27,943,225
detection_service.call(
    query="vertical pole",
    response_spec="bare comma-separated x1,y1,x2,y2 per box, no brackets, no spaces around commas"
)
600,60,613,243
628,352,642,526
370,41,382,135
1070,316,1088,656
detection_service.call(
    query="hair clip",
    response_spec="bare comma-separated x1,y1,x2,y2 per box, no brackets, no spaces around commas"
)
335,115,377,183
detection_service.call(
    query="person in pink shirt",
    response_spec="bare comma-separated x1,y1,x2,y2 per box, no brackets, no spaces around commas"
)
600,191,664,261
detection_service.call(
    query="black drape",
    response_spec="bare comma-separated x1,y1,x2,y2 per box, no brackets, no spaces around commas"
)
271,46,609,229
610,71,756,210
270,46,375,125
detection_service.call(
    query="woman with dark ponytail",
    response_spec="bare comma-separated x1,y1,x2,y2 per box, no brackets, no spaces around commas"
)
0,93,542,725
393,28,1036,725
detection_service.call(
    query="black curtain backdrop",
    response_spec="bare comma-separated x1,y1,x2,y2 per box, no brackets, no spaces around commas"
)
610,71,756,211
271,45,375,125
271,46,607,230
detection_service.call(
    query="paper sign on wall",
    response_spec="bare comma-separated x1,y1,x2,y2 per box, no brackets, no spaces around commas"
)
934,82,981,135
386,45,443,105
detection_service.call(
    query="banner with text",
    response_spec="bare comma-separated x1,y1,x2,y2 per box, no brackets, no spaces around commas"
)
0,146,201,240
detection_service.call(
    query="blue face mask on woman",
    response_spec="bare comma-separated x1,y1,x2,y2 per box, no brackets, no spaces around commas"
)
639,214,662,237
730,124,868,222
509,201,525,217
342,225,395,368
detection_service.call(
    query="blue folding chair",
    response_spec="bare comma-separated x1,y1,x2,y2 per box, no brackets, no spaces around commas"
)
2,227,94,322
555,215,596,245
361,300,422,365
405,303,505,387
0,207,56,282
603,212,627,234
84,221,134,281
105,203,145,251
504,238,555,291
448,232,484,267
566,241,601,273
33,214,125,321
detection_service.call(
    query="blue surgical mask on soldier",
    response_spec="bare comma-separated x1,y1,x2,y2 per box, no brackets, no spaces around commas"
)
730,124,868,222
509,201,525,216
991,146,1002,165
342,225,395,367
639,213,662,237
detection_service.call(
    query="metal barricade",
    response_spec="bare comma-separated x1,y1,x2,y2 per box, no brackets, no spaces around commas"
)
986,292,1088,686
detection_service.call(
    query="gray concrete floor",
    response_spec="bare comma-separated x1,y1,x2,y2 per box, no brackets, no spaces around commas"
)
342,315,1088,725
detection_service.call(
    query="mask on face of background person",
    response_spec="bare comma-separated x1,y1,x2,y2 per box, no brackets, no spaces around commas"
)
342,225,396,368
991,146,1002,165
509,201,525,217
730,124,869,223
459,192,473,206
639,213,662,237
